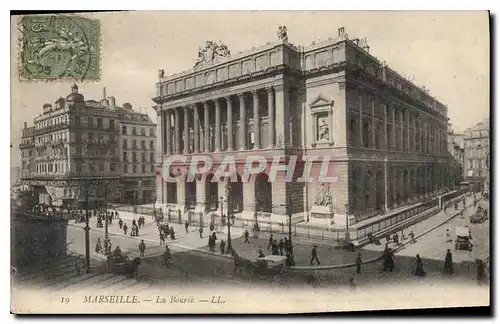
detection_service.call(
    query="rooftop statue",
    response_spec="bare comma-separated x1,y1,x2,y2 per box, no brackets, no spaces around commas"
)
277,25,288,41
194,40,231,68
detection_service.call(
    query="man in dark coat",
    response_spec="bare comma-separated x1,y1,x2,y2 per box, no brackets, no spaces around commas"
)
138,240,146,257
199,226,204,239
444,249,454,275
185,220,189,233
310,245,320,265
356,251,362,274
220,239,226,254
272,240,279,255
278,239,285,256
268,234,274,250
414,254,426,276
244,230,250,243
118,218,123,230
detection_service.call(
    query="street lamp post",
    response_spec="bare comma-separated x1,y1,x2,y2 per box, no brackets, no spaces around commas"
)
222,181,233,255
344,202,350,243
84,182,91,273
286,193,295,266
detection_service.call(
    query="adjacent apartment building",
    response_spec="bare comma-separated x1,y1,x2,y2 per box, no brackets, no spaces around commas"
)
19,84,156,208
463,118,490,192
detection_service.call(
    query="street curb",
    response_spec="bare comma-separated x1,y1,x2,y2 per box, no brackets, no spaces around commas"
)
67,222,235,261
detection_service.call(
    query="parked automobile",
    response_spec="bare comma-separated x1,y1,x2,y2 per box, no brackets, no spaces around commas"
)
469,210,488,224
455,226,473,251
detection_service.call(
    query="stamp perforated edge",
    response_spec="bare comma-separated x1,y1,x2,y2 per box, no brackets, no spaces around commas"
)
16,13,102,83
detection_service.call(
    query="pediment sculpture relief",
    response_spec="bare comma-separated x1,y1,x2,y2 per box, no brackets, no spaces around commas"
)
194,41,231,68
313,183,332,207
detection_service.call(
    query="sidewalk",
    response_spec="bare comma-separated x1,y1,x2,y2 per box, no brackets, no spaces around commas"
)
363,194,477,253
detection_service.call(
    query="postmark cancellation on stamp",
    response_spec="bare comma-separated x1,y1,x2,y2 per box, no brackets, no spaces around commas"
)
19,14,101,82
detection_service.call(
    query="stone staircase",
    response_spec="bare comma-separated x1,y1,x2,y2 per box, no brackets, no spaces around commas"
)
12,254,150,292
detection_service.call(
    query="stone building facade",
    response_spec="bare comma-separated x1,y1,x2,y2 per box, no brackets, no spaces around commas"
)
19,85,156,208
153,27,451,228
463,118,490,192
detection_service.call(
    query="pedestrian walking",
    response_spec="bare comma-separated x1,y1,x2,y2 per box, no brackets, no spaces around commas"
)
118,218,123,230
170,227,176,240
414,254,426,276
445,229,452,243
393,233,399,245
279,239,284,256
409,230,416,243
162,245,171,268
135,224,140,236
268,234,274,250
310,245,320,265
159,232,165,246
210,222,214,232
208,236,214,252
444,249,454,275
123,223,128,236
476,259,486,284
185,220,189,233
355,251,362,274
244,230,250,243
220,239,226,254
383,247,394,272
199,226,204,239
95,238,102,254
138,240,146,257
284,237,289,250
349,277,356,290
272,240,279,256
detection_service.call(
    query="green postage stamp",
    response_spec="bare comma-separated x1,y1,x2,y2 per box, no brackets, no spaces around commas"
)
19,14,101,82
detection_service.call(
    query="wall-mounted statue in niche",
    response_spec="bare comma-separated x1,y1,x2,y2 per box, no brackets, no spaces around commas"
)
317,116,330,142
313,183,332,207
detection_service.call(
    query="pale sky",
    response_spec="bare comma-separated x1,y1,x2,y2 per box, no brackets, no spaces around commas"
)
10,11,489,167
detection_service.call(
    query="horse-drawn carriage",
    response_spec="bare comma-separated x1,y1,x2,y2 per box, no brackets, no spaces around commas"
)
235,251,288,276
107,253,141,278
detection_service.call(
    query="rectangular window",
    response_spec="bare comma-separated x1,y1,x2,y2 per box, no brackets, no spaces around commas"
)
124,164,128,173
75,116,81,126
110,163,116,172
141,152,146,162
150,140,154,150
123,152,127,162
150,128,155,137
88,117,94,128
98,163,105,172
141,128,146,136
141,140,146,150
123,139,127,149
132,152,137,162
132,140,137,149
150,152,154,163
478,160,482,169
132,165,137,173
109,119,115,130
150,165,155,172
132,127,137,135
122,126,127,135
97,118,103,128
142,164,146,173
469,160,473,169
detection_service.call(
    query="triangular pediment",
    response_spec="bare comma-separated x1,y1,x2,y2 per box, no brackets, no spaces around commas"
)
309,93,334,107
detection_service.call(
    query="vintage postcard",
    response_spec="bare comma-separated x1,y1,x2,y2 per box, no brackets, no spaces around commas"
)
10,11,490,314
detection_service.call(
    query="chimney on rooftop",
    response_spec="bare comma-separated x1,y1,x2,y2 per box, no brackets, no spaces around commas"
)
23,122,27,129
109,97,116,110
338,27,345,36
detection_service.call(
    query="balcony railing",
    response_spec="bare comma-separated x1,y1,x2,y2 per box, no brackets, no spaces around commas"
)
33,123,69,135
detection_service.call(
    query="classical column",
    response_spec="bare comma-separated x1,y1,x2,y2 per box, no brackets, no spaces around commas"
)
165,111,172,155
384,105,388,150
174,108,181,154
400,110,404,149
183,106,189,155
215,99,221,152
407,111,411,152
204,101,210,152
267,87,275,148
238,93,246,150
193,105,200,153
359,93,363,146
252,89,260,149
371,101,375,147
392,108,396,151
157,111,164,156
225,96,233,151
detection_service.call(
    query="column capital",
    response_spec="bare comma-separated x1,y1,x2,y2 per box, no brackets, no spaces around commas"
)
237,92,245,100
224,95,232,103
266,86,274,93
251,89,259,96
214,99,221,107
202,101,210,107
